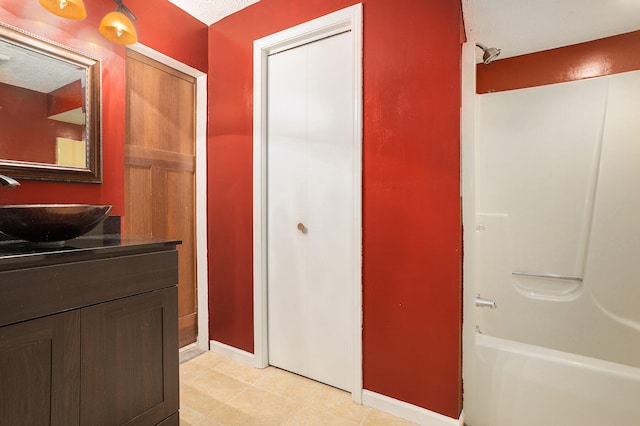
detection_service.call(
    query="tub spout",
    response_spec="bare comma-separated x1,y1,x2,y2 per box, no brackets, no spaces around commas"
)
475,295,497,309
0,175,20,188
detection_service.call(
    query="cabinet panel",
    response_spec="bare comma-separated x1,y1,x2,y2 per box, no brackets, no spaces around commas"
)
156,412,179,425
80,287,179,425
0,311,80,426
0,250,178,328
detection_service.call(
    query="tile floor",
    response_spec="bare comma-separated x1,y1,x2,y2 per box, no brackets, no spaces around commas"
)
179,351,417,425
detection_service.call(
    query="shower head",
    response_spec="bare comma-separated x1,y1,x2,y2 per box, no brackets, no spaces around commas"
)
476,43,501,64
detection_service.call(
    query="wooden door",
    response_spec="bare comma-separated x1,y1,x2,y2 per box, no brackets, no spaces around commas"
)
125,50,197,347
266,32,356,392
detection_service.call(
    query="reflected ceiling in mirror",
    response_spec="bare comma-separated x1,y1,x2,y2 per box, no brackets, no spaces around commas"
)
0,23,101,183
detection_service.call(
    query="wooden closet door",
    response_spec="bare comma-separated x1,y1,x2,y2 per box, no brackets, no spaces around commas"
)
125,50,197,347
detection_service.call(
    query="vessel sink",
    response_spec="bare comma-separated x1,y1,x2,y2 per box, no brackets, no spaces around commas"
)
0,204,112,244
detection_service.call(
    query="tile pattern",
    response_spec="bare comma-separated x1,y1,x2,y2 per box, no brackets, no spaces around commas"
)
179,351,417,425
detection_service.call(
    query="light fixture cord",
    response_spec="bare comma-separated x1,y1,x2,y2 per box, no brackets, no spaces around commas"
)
113,0,137,20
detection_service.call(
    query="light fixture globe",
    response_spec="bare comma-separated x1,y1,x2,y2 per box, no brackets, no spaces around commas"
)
99,10,137,45
39,0,87,20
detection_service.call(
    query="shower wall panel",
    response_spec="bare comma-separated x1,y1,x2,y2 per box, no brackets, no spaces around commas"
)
477,77,607,279
475,71,640,367
584,71,640,346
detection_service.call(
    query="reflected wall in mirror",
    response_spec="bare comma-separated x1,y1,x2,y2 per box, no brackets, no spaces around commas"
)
0,23,101,182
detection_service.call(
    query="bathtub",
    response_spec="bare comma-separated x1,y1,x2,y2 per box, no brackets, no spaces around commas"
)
468,211,640,425
465,333,640,426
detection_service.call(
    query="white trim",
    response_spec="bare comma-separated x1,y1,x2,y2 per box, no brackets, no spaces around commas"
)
252,3,363,402
194,73,209,351
362,391,462,426
253,38,269,369
209,340,256,367
128,43,205,78
460,41,478,423
127,43,210,351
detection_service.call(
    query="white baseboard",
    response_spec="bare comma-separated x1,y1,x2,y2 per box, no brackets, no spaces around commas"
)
362,390,461,426
209,340,257,367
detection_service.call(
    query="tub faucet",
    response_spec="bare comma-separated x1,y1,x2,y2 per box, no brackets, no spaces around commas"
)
0,175,20,188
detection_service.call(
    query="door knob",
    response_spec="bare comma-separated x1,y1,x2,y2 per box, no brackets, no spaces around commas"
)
297,223,305,232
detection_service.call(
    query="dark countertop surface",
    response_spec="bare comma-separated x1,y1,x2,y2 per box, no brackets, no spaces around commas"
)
0,235,181,271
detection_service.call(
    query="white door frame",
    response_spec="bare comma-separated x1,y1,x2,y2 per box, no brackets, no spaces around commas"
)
127,43,209,351
252,4,363,402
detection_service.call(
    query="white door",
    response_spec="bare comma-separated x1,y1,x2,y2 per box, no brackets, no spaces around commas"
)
266,31,355,392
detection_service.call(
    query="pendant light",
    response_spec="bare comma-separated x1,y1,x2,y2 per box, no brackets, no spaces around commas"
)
39,0,87,20
99,0,138,45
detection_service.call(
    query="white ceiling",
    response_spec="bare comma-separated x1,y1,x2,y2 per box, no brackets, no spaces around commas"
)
167,0,260,25
462,0,640,62
0,39,85,93
168,0,640,62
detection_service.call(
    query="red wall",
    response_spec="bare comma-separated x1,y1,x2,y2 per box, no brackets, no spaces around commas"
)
48,80,83,115
477,30,640,93
1,83,58,164
0,1,205,212
127,0,208,73
207,0,463,417
0,81,84,164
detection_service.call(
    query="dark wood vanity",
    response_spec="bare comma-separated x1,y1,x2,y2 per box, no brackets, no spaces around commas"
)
0,236,180,425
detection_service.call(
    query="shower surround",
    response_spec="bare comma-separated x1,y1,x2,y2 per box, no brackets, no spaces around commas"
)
464,67,640,425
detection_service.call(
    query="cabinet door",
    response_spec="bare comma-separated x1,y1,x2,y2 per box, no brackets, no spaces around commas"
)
0,311,80,426
80,287,179,426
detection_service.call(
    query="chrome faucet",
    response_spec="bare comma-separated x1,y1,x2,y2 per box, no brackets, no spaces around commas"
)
0,175,20,188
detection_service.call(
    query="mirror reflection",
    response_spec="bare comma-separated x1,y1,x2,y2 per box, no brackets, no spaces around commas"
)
0,24,101,182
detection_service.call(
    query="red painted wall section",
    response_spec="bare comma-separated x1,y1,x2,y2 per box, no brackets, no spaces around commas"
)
363,1,462,416
207,0,463,418
127,0,208,73
0,82,83,164
477,30,640,93
48,80,83,115
0,83,57,164
0,1,205,213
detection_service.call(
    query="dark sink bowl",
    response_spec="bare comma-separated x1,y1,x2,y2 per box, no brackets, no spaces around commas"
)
0,204,112,244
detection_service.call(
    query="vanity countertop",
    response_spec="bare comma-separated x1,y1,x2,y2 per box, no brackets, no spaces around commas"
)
0,234,180,271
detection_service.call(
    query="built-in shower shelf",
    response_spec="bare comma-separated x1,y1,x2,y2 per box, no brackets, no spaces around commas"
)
512,271,583,282
511,271,583,300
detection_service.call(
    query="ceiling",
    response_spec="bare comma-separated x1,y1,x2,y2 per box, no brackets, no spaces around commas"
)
462,0,640,62
168,0,640,62
167,0,260,25
0,39,85,93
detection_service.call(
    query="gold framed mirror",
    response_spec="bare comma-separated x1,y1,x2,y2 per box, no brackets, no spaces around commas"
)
0,23,101,183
